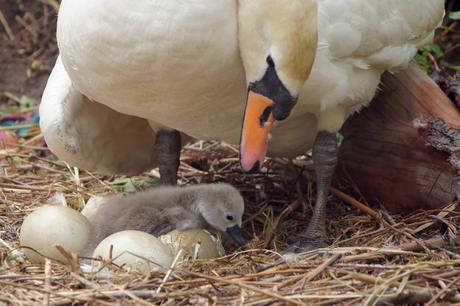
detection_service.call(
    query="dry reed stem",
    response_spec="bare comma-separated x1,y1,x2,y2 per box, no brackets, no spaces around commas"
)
0,9,14,39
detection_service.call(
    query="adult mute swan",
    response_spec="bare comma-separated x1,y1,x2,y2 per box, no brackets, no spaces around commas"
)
40,0,444,251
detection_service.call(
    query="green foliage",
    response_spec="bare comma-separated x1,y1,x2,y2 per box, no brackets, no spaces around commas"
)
12,156,22,166
413,43,443,74
449,11,460,20
111,177,161,194
0,254,21,274
19,95,37,109
199,140,217,149
336,132,344,143
0,106,19,117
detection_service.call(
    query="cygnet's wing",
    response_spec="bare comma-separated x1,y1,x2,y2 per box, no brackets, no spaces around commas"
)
40,56,159,175
150,222,177,237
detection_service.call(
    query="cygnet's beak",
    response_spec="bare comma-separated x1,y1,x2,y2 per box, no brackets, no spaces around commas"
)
226,224,246,246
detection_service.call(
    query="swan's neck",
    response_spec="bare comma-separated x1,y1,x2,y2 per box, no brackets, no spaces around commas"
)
237,0,318,95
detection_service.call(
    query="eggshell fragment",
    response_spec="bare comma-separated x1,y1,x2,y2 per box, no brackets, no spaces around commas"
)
92,230,173,273
159,228,224,260
20,205,91,264
81,194,117,221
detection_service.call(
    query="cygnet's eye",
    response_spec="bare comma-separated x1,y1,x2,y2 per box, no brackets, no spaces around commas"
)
226,215,234,221
266,55,275,68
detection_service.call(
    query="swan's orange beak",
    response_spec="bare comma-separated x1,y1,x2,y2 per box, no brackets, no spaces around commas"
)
239,91,275,173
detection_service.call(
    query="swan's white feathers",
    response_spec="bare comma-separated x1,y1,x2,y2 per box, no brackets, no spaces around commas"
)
57,0,246,143
40,58,159,175
40,0,444,174
304,0,443,121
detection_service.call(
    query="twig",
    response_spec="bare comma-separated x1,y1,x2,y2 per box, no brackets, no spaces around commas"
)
51,289,213,306
43,259,51,306
273,158,383,223
0,124,40,131
15,15,39,38
420,281,460,306
157,249,183,293
264,199,300,249
278,253,342,289
55,245,83,276
0,182,58,192
437,42,460,60
0,280,113,305
178,269,306,306
413,202,458,234
0,8,57,51
0,9,14,40
2,91,22,103
23,133,44,146
0,142,50,150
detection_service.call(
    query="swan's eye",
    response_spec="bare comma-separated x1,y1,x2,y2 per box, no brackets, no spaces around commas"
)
266,55,275,68
226,215,234,221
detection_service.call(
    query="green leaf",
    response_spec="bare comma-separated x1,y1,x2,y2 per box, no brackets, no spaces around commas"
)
111,177,161,194
336,132,344,143
199,140,217,150
418,43,442,57
20,95,37,109
429,44,443,57
413,54,428,74
12,156,22,166
0,254,21,274
449,11,460,20
7,106,19,114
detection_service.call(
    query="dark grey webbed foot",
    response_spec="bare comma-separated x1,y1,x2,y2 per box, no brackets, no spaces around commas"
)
154,129,181,186
284,130,338,254
284,233,330,254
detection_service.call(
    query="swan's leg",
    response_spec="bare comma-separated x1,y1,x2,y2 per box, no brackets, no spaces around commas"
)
286,130,337,253
154,129,181,185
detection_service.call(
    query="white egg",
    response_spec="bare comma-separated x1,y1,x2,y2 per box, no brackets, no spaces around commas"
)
159,228,224,260
20,205,91,264
92,230,173,273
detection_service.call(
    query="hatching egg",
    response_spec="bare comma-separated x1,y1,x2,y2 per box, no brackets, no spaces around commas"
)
20,205,91,264
159,228,224,260
81,194,117,221
92,230,173,273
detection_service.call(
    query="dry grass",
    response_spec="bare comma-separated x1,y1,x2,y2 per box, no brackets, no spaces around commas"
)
1,139,460,305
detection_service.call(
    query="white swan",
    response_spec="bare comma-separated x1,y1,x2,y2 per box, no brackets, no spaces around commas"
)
40,0,444,251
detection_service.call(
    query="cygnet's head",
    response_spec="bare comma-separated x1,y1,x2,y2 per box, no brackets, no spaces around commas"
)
195,184,245,246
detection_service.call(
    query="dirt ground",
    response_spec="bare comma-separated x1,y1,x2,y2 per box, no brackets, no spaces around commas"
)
0,0,58,107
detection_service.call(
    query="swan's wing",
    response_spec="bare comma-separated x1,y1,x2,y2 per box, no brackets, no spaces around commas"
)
39,56,159,175
319,0,444,71
150,222,177,237
303,0,443,116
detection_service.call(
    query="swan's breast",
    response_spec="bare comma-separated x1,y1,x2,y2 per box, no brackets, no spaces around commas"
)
57,0,246,141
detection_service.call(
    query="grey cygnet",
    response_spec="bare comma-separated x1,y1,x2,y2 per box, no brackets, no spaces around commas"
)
81,183,245,256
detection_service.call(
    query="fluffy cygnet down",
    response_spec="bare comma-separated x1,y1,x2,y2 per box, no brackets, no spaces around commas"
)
81,183,245,257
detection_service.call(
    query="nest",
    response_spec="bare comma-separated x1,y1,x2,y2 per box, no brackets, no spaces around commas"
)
1,139,460,305
2,0,460,304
